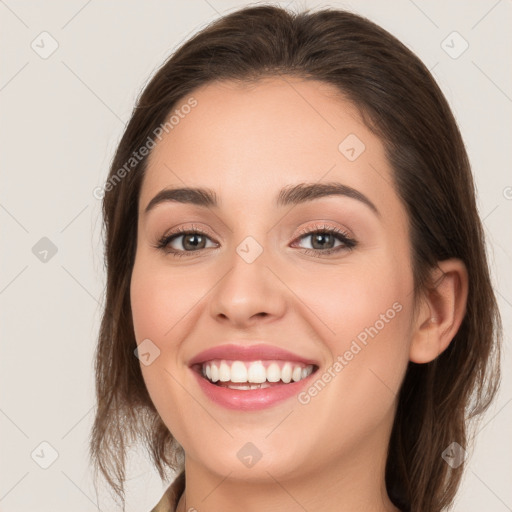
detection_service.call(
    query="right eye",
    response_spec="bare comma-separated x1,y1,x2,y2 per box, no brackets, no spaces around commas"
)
155,226,218,257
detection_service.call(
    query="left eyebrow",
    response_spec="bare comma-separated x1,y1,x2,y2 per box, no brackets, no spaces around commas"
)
143,181,379,217
276,182,380,217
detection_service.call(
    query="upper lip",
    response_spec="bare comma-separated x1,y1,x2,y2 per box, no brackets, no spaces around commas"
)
188,343,320,367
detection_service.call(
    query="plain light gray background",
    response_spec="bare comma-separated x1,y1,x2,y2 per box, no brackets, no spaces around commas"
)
1,1,510,511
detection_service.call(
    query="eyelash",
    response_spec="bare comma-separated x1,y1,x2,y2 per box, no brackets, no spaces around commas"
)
154,223,358,259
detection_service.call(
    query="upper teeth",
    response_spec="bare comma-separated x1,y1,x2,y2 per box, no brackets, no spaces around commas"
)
201,360,315,384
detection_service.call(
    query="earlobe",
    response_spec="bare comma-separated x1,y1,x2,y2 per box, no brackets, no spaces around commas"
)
409,259,469,364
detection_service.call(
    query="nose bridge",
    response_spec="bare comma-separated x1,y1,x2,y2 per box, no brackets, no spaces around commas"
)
208,232,286,325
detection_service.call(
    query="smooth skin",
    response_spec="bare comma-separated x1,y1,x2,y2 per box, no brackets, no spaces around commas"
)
130,77,468,512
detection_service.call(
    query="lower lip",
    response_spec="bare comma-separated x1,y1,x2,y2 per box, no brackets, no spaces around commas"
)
191,368,317,411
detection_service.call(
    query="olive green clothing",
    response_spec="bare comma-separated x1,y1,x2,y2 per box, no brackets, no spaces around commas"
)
150,471,185,512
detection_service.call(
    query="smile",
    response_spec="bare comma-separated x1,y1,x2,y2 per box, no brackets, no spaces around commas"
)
191,360,319,410
198,359,316,389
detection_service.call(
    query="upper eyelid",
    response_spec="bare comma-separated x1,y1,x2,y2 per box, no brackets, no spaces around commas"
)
295,223,352,236
163,224,217,239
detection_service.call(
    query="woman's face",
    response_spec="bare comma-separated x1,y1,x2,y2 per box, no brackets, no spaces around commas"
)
131,77,416,486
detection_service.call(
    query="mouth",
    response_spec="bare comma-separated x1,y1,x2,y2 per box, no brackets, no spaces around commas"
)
191,360,319,390
188,343,321,409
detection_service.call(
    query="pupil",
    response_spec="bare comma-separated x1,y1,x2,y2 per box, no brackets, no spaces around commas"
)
312,233,334,250
184,234,205,250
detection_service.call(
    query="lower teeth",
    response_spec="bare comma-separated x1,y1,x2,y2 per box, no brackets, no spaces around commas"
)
215,382,273,390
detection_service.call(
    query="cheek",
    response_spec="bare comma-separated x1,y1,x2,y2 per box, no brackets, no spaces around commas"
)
291,252,413,396
129,258,187,410
293,268,413,443
291,257,411,343
130,256,200,344
130,259,193,442
130,266,165,343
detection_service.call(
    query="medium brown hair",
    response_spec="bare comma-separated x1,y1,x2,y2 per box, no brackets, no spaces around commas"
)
90,5,502,511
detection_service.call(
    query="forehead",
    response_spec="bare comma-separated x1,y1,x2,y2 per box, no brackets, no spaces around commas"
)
140,76,397,216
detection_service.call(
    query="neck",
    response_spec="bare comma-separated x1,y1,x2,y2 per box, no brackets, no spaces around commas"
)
175,422,401,512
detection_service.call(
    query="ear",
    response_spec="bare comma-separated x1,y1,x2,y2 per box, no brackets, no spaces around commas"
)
409,258,469,364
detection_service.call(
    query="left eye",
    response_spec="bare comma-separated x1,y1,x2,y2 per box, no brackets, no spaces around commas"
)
295,230,347,251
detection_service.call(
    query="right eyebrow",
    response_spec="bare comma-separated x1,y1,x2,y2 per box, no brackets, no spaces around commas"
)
144,187,218,215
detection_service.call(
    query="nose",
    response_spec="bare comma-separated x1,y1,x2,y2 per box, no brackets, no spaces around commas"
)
208,246,287,328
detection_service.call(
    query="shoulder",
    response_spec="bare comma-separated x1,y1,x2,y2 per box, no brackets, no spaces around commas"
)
149,470,186,512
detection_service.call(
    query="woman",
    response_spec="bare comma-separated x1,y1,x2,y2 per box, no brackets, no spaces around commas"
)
89,5,502,512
